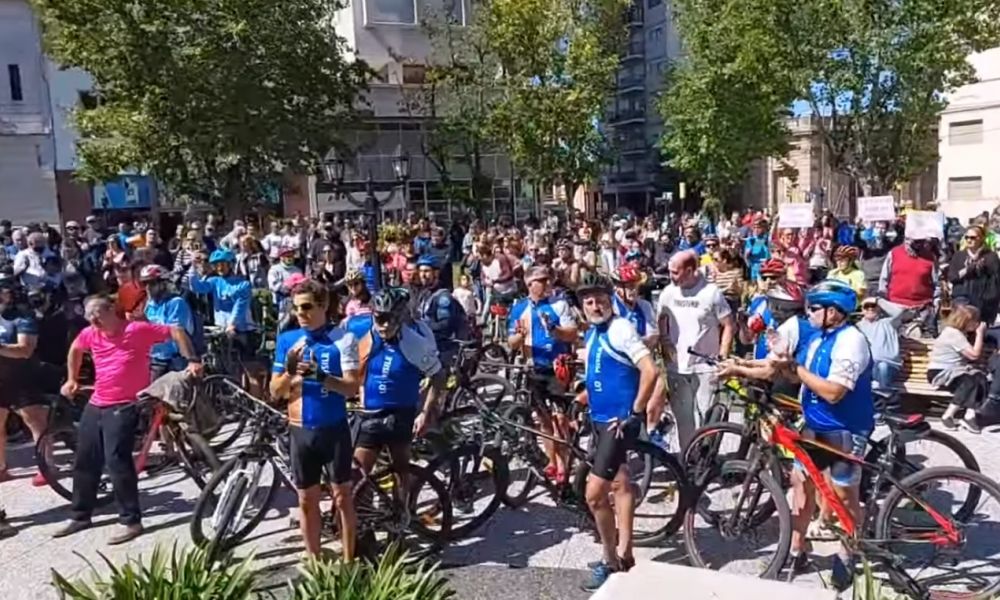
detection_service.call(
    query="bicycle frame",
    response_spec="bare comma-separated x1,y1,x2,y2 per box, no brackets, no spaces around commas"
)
134,401,169,475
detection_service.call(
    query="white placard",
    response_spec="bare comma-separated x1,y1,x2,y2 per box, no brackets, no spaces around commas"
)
905,210,945,240
777,202,815,228
857,195,896,222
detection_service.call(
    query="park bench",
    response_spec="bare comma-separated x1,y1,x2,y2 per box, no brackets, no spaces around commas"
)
892,336,994,403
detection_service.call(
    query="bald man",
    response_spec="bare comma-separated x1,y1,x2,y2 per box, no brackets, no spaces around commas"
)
656,250,735,448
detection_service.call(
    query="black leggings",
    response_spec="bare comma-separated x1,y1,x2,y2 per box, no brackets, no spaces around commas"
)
927,369,987,410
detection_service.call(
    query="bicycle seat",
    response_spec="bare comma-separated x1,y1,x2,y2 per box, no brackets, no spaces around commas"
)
882,412,931,439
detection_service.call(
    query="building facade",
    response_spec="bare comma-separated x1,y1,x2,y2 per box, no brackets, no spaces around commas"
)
937,47,1000,224
600,0,683,214
0,0,59,225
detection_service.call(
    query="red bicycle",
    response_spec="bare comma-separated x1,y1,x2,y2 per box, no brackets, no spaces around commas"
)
682,363,1000,599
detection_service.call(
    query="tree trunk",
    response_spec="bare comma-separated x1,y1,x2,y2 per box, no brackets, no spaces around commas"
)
221,165,246,225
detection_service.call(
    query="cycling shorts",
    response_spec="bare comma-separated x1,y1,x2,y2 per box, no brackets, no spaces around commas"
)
354,408,417,450
528,372,570,413
793,428,869,487
0,364,45,410
590,419,641,481
289,421,353,488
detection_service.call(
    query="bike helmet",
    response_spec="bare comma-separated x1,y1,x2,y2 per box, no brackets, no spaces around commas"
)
556,238,572,251
576,271,613,298
138,264,170,283
371,287,410,316
806,279,858,314
766,282,805,316
208,248,236,264
344,268,365,284
834,245,860,261
760,259,786,277
416,254,440,269
612,263,642,287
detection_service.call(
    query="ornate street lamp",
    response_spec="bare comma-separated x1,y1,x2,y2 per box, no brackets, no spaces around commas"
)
319,152,411,288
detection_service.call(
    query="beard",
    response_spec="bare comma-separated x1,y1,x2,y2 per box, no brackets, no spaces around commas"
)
586,308,612,325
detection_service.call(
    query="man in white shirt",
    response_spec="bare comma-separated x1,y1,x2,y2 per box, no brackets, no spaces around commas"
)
657,250,735,448
13,232,48,289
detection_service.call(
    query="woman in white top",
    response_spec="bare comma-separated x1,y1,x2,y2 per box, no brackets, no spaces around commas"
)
927,304,988,433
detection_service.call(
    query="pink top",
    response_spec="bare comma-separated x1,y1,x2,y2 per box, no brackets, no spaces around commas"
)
344,298,371,319
75,321,172,406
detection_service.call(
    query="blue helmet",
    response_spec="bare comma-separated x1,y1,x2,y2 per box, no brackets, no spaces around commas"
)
806,279,857,315
416,254,440,269
208,248,236,264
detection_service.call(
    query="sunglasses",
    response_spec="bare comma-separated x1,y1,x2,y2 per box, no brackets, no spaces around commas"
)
293,302,315,312
965,236,981,241
863,304,879,309
761,275,780,281
373,313,397,326
808,305,826,312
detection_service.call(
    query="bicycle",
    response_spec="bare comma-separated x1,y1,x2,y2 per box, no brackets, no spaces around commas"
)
682,356,1000,598
37,383,220,506
190,379,454,562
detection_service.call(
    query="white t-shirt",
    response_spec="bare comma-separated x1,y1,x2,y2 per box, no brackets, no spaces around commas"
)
656,277,732,374
767,316,802,358
603,317,651,364
801,326,871,390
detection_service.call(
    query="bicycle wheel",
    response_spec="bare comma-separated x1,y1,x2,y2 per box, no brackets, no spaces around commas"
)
496,403,541,508
174,429,222,489
864,429,981,521
683,459,791,579
425,443,508,539
355,463,453,564
201,376,249,452
681,422,752,483
35,425,114,508
190,454,280,551
875,466,1000,599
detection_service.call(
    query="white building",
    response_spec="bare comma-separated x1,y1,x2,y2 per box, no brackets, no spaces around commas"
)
0,0,59,225
937,47,1000,223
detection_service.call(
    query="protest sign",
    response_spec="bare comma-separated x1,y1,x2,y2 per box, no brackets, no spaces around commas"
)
857,196,896,222
905,210,944,240
777,202,815,228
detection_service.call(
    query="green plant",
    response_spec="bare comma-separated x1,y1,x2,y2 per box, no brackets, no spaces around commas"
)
288,545,455,600
51,543,258,600
851,559,900,600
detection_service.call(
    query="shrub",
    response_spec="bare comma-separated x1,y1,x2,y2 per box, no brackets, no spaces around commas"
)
288,545,455,600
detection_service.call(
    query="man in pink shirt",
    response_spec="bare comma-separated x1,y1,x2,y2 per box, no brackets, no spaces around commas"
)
53,295,202,545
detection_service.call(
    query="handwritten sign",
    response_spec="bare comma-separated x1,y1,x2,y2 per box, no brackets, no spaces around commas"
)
857,196,896,222
905,210,944,240
777,202,815,228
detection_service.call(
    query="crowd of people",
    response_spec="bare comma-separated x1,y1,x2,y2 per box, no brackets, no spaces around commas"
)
0,202,999,591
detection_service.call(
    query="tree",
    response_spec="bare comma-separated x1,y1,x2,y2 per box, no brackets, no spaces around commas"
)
34,0,370,216
662,0,1000,199
484,0,628,207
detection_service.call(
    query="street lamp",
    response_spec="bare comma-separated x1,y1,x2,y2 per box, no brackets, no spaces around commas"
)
319,152,411,288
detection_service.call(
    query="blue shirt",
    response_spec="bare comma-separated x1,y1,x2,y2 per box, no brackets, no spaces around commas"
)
678,239,707,256
801,324,875,435
272,325,357,429
357,321,441,411
748,295,775,360
744,235,771,280
344,313,373,340
585,317,647,423
145,296,195,364
508,296,574,371
189,273,255,331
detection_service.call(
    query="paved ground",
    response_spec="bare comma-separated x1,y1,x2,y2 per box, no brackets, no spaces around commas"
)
2,418,999,600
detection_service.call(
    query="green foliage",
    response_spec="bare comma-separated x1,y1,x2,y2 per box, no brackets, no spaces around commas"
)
663,0,1000,196
33,0,370,211
287,546,455,600
51,544,257,600
484,0,628,194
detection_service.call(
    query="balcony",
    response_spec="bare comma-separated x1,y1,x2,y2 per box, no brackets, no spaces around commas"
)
616,75,645,93
609,109,646,124
618,141,648,155
626,6,643,25
620,42,644,61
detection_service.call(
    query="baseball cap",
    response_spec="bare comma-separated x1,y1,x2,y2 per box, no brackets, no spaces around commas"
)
524,266,551,283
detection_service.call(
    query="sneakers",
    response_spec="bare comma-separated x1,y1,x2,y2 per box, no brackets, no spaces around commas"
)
586,555,634,572
581,561,615,592
941,416,958,431
830,554,855,592
961,416,982,434
786,551,811,582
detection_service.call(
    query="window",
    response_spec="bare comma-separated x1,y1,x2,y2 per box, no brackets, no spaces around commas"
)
7,64,22,102
446,0,465,24
366,0,416,24
648,27,663,42
648,0,662,7
949,120,983,145
948,176,983,200
402,64,426,84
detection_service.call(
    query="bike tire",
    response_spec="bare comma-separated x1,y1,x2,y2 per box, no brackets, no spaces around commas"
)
682,459,791,579
426,443,509,539
496,403,540,508
201,375,249,452
863,429,981,521
177,429,222,489
36,425,115,508
190,455,281,550
874,466,1000,599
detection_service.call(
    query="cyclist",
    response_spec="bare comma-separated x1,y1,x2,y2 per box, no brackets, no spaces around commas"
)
140,265,198,380
269,279,360,559
576,272,658,591
353,287,444,488
740,258,788,359
412,255,468,367
610,264,667,445
189,249,256,355
772,279,874,590
342,268,371,319
509,266,578,482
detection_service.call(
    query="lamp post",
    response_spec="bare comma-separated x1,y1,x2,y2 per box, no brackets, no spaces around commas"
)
320,153,411,288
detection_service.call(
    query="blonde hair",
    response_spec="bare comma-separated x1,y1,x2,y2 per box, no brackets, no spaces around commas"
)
944,304,980,332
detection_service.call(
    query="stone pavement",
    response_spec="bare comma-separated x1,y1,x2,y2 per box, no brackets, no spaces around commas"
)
1,420,999,600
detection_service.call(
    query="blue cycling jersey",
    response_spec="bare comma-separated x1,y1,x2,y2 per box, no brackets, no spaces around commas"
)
585,317,645,424
357,322,441,411
272,325,357,429
189,273,255,331
508,296,572,371
145,296,195,364
801,324,874,435
748,295,775,359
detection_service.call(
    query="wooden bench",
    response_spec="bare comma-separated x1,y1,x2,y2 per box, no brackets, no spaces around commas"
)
893,337,994,405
